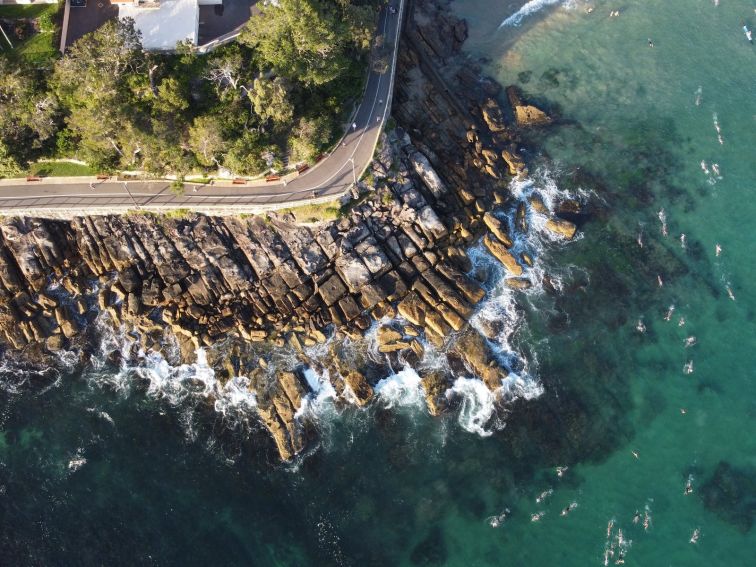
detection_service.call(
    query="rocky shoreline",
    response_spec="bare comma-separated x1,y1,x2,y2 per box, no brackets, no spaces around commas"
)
0,0,584,461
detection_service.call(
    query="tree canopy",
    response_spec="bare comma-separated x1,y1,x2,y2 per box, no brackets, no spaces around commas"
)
0,1,377,179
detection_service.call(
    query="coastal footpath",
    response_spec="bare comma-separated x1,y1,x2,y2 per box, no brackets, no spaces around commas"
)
0,0,581,461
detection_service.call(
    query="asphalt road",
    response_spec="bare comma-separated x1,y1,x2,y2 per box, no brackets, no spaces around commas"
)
0,1,405,214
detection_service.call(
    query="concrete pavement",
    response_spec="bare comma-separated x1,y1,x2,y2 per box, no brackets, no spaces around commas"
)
0,0,405,218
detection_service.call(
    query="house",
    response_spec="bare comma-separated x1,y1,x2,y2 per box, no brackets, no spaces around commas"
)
63,0,257,52
118,0,221,51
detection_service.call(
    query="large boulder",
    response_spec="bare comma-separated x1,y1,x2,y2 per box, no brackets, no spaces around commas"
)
452,330,509,391
483,234,523,276
483,212,513,247
545,218,577,239
410,151,447,198
421,371,453,416
481,98,507,133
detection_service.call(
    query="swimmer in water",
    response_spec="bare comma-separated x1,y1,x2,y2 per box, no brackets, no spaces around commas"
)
684,361,694,374
684,336,697,347
715,243,722,256
648,38,655,48
556,466,568,478
694,86,702,106
657,275,664,288
633,510,641,524
690,527,700,544
632,450,640,459
643,506,652,531
561,502,578,516
636,319,646,333
680,234,687,249
684,475,694,495
487,508,510,528
727,286,736,301
531,511,545,522
678,316,686,327
536,488,553,504
637,230,643,248
606,519,615,539
657,208,668,236
700,160,710,174
680,408,687,414
664,305,675,321
712,163,720,176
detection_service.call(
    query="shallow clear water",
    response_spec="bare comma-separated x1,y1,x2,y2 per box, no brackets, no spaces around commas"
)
1,0,755,564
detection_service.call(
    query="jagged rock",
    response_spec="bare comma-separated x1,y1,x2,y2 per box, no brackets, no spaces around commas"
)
453,330,508,391
483,212,513,247
505,277,532,290
54,306,79,339
344,370,373,406
335,252,372,293
481,98,507,133
378,341,411,353
377,325,403,346
506,85,551,127
545,218,577,239
528,194,549,214
501,149,525,176
515,202,528,233
483,234,523,276
421,371,452,416
410,151,447,198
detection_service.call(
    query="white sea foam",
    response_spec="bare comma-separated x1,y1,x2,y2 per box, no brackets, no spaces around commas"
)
449,377,498,436
498,0,569,28
295,366,338,420
375,367,425,409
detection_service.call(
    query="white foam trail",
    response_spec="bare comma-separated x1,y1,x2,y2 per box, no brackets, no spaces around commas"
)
374,367,424,409
498,0,566,28
295,366,337,420
449,377,498,437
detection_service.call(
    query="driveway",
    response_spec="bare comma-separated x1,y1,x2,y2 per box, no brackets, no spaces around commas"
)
65,0,118,49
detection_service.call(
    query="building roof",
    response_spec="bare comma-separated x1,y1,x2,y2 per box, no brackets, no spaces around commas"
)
119,0,199,50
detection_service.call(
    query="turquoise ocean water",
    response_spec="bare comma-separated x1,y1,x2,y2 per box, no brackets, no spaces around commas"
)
1,0,755,564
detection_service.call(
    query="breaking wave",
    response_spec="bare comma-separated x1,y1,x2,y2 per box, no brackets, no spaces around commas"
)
498,0,575,28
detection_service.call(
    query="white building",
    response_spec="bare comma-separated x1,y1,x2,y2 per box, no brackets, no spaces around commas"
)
117,0,220,51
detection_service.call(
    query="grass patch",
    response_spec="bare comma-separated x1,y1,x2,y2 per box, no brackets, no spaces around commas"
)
0,5,57,18
161,208,193,220
0,3,60,65
384,117,397,132
29,161,96,177
280,201,341,223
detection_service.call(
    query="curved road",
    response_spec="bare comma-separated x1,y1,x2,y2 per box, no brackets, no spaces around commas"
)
0,1,405,216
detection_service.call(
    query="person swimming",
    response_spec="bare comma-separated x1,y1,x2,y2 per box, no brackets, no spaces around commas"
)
694,86,702,106
715,243,722,256
684,336,697,347
690,527,700,544
648,38,655,48
683,361,694,374
487,508,510,528
556,466,569,478
536,488,553,504
678,316,686,327
680,233,687,249
643,506,652,531
700,160,710,175
632,510,641,524
636,230,643,248
636,319,646,333
531,511,545,522
561,502,578,517
727,286,736,301
712,163,721,176
684,475,694,495
658,208,668,236
657,275,664,288
744,23,754,43
664,305,675,321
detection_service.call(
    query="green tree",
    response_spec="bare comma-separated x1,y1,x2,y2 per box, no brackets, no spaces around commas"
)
248,77,293,126
289,115,332,162
153,77,189,114
241,0,370,86
223,130,267,176
0,141,23,179
188,115,225,168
